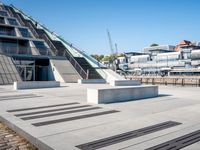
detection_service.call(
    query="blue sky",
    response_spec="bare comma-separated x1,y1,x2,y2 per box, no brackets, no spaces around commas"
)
2,0,200,54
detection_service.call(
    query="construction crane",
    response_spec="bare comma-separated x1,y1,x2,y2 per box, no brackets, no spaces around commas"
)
115,43,118,57
107,29,116,70
107,29,115,56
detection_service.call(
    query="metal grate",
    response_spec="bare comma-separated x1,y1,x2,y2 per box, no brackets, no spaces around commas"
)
32,110,119,127
0,94,42,101
146,129,200,150
7,102,79,112
76,121,181,150
14,105,92,117
21,107,103,120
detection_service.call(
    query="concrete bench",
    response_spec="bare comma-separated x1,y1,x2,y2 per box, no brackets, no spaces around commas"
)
14,81,60,90
87,85,158,104
78,79,106,84
110,80,141,86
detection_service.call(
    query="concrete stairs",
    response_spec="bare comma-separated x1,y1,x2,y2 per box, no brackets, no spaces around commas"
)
50,58,80,83
74,57,102,79
51,40,67,56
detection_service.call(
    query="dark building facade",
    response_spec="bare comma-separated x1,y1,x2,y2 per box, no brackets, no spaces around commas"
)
0,3,104,85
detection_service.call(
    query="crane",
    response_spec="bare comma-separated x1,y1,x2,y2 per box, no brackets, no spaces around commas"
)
107,29,115,56
115,43,118,57
107,29,117,70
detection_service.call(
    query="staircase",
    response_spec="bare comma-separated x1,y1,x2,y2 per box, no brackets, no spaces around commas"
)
50,58,80,83
51,41,67,56
51,41,102,79
74,57,102,79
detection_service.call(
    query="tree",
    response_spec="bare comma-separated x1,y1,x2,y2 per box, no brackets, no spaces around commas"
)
102,55,111,62
117,53,125,57
91,54,104,61
150,43,159,47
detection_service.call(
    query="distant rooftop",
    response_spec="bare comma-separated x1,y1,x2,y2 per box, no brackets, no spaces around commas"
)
143,45,176,53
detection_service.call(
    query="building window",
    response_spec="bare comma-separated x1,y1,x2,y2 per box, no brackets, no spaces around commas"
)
7,18,18,26
0,17,5,24
0,26,16,36
0,11,8,17
32,41,46,49
0,39,30,54
33,41,48,55
18,28,32,38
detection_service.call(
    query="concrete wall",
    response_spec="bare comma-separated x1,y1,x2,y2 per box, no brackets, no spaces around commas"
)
50,61,65,83
78,79,106,84
101,69,125,83
47,64,55,81
14,81,60,90
110,80,141,86
87,85,158,104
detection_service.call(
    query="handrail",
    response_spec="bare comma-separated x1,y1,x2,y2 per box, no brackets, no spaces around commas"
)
27,21,39,38
57,36,106,68
41,33,57,56
57,37,108,79
67,53,87,79
15,13,25,26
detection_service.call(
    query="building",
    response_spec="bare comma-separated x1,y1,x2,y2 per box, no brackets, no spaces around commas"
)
0,3,108,85
122,42,200,76
143,45,176,53
175,40,200,52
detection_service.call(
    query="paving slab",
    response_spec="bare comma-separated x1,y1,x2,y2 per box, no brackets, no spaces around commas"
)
0,84,200,149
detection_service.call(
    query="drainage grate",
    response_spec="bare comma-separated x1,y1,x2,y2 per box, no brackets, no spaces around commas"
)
32,110,119,127
0,94,42,101
0,94,36,98
76,121,181,150
146,129,200,150
7,102,79,112
21,107,103,120
14,105,92,117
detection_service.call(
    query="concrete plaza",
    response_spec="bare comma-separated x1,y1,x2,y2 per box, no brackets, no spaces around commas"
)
0,83,200,150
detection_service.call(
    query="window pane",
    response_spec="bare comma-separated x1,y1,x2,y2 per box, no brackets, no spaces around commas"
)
33,41,46,49
0,26,16,36
18,28,32,38
0,11,8,17
7,18,18,26
0,17,5,24
33,41,48,55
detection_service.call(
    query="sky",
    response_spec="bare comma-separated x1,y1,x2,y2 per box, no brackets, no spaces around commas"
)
1,0,200,54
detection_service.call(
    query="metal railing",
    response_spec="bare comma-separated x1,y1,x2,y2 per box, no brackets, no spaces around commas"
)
57,37,108,78
67,54,87,79
27,21,39,38
40,33,57,56
15,13,25,26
